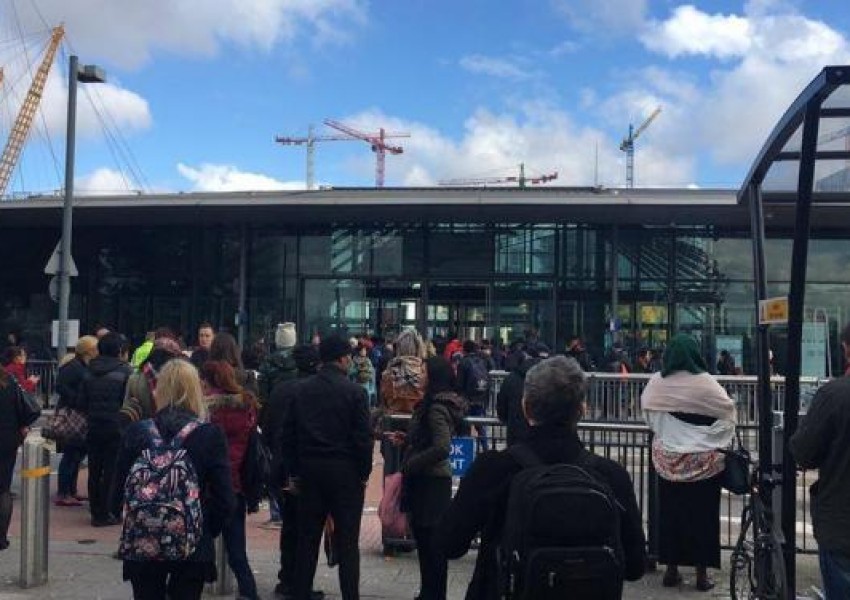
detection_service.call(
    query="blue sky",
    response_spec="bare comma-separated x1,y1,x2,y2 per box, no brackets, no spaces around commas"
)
2,0,850,195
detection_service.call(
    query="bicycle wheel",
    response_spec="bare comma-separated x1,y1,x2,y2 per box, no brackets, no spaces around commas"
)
757,535,787,600
730,541,754,600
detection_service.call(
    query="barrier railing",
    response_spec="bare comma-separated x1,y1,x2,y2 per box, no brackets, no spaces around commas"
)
488,371,825,424
26,360,58,408
381,414,817,556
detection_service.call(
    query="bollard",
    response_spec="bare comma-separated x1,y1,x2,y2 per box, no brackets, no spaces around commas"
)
205,536,234,595
19,435,51,588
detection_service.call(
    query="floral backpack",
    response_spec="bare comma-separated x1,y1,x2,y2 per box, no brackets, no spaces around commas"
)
118,419,204,561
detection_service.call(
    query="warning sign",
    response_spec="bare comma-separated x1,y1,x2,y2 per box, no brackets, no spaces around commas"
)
759,297,789,325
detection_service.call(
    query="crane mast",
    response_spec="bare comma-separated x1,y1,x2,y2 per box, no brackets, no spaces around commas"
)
619,106,661,188
0,25,65,198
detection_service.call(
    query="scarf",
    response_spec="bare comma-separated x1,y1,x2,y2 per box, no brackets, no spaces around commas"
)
661,333,707,377
641,371,736,421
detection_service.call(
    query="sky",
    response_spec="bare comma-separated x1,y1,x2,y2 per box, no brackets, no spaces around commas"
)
1,0,850,195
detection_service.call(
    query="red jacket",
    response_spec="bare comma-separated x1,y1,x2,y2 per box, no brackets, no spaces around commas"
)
204,389,257,494
5,362,35,393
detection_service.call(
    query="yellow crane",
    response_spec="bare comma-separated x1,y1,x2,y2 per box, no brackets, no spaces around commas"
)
0,25,65,197
619,105,661,188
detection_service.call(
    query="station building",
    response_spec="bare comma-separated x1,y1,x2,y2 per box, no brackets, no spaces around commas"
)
2,185,849,373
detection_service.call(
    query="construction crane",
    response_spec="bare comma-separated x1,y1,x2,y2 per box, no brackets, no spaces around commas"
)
619,105,661,188
0,25,65,198
323,119,409,187
276,123,408,190
438,163,558,187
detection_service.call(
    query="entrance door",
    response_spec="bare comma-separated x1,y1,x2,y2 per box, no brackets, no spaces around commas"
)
427,283,492,342
367,280,422,338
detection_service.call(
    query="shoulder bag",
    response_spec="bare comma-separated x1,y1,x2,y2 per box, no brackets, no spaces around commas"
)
720,430,750,495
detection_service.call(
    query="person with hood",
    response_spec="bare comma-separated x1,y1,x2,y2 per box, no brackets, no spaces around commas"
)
114,359,236,599
641,334,736,592
496,344,548,447
264,344,325,600
79,332,132,526
379,328,428,474
120,334,184,427
399,356,467,600
258,323,298,403
202,360,260,600
54,335,98,506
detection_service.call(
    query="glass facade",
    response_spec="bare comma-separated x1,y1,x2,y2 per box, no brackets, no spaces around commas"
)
3,217,849,376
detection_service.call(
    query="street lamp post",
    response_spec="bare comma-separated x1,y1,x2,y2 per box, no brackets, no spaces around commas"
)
57,55,105,356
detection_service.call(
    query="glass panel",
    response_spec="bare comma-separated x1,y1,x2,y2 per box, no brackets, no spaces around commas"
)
493,281,554,347
495,227,555,274
303,279,370,339
429,228,493,276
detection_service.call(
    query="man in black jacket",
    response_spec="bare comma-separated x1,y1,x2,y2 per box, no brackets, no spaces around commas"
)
437,355,646,599
495,344,548,446
264,344,324,600
282,334,372,600
790,323,850,599
79,332,132,526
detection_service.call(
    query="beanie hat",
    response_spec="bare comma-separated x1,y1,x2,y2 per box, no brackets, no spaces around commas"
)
320,334,352,363
275,322,297,350
292,344,320,374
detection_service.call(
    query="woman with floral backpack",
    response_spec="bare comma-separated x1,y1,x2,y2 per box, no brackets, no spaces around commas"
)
113,359,235,600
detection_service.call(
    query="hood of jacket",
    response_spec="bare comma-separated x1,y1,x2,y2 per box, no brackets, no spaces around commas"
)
203,390,247,411
385,355,425,388
88,355,129,377
431,391,468,428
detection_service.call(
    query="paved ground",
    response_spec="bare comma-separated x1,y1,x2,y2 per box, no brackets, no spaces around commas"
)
0,442,826,599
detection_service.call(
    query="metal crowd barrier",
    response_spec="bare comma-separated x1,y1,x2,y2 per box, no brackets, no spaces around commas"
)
487,370,826,425
26,360,58,408
381,414,818,556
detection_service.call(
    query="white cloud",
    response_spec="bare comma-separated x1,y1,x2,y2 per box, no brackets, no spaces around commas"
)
11,0,367,70
604,2,850,176
177,163,305,191
334,105,694,188
459,55,530,80
76,167,137,195
641,5,752,59
553,0,649,35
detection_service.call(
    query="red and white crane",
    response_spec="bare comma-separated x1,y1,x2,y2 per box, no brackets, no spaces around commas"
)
323,119,409,187
438,163,558,187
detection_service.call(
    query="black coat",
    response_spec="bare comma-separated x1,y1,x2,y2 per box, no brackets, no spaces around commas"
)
436,425,647,600
55,356,90,411
790,376,850,554
495,357,540,446
262,371,312,488
281,363,373,481
113,407,236,567
80,356,132,437
0,376,24,458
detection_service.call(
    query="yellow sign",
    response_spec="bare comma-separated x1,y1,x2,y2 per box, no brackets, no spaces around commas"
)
759,296,789,325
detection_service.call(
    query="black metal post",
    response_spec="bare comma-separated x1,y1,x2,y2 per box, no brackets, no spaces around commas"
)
747,183,774,509
783,101,821,594
57,55,79,357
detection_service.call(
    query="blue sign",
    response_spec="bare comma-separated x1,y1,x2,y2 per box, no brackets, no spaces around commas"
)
450,437,475,476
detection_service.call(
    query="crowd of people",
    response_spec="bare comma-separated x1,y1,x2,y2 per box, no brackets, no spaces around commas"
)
0,321,847,599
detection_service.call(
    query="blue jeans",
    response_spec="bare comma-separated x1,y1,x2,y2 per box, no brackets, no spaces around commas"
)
223,494,258,600
57,443,86,497
820,548,850,600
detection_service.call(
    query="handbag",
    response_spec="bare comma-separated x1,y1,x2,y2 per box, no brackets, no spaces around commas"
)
720,431,750,495
14,378,42,427
50,407,88,443
378,472,410,539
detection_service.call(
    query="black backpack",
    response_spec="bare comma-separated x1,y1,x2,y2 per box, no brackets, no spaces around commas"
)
499,445,625,600
463,355,490,398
